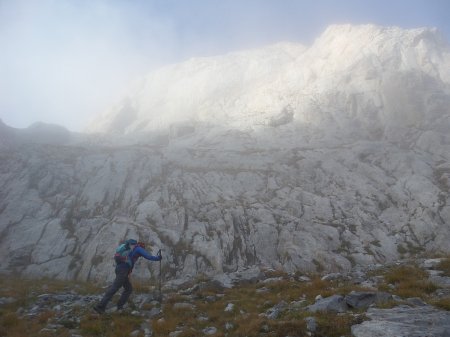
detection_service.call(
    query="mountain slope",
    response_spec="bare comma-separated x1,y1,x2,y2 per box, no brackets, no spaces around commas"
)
0,24,449,282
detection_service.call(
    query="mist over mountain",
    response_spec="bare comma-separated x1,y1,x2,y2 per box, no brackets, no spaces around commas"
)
88,24,450,138
0,24,449,283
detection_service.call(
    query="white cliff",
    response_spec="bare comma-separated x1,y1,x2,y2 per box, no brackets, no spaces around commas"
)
0,24,449,283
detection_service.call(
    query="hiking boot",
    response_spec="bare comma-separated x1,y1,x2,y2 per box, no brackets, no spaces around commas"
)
93,305,105,314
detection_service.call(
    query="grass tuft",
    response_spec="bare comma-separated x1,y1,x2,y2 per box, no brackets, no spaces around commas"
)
315,312,365,337
433,297,450,311
382,265,437,298
436,258,450,277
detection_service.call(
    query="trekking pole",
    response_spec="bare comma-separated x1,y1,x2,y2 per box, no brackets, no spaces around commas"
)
157,249,162,300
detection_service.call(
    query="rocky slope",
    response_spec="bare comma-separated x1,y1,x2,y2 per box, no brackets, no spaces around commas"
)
0,24,449,283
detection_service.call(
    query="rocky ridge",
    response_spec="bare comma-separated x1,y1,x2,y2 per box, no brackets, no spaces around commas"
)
0,24,450,283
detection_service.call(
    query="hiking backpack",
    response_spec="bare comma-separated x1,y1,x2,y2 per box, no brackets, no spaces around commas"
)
113,240,147,266
114,242,131,265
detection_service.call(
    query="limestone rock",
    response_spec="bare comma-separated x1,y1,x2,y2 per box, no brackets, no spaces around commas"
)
306,295,349,313
0,24,449,283
352,305,450,337
345,291,392,309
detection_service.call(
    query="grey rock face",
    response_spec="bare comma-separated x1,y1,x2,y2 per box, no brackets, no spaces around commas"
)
1,119,449,284
0,25,450,283
351,305,450,337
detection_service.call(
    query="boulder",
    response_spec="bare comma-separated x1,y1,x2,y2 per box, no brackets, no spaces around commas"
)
307,295,349,313
345,291,392,309
352,305,450,337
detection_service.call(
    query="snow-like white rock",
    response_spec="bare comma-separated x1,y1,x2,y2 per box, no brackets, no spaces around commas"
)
87,24,450,137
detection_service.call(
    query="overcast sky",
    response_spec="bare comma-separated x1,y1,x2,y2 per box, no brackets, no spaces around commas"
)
0,0,449,132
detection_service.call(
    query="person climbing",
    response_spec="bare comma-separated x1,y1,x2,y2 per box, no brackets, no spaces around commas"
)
93,239,162,314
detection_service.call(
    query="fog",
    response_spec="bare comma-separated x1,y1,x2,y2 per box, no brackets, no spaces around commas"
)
0,0,448,132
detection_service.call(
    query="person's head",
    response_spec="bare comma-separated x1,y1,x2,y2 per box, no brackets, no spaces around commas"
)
127,239,138,247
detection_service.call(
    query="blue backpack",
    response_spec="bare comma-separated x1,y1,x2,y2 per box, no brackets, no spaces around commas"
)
114,243,131,265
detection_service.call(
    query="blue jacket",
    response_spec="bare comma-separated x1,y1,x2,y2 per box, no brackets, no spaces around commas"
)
126,246,161,270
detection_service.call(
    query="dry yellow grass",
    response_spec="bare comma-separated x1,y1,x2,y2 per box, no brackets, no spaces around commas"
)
1,262,443,337
79,313,143,337
436,258,450,277
382,265,437,298
315,312,364,337
432,297,450,311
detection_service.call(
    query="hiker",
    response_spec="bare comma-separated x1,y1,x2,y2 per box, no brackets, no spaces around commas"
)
94,239,162,314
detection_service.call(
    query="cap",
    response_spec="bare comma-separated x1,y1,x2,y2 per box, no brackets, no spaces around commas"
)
127,239,138,245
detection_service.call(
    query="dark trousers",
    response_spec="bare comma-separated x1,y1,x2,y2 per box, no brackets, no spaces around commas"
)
97,264,132,310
